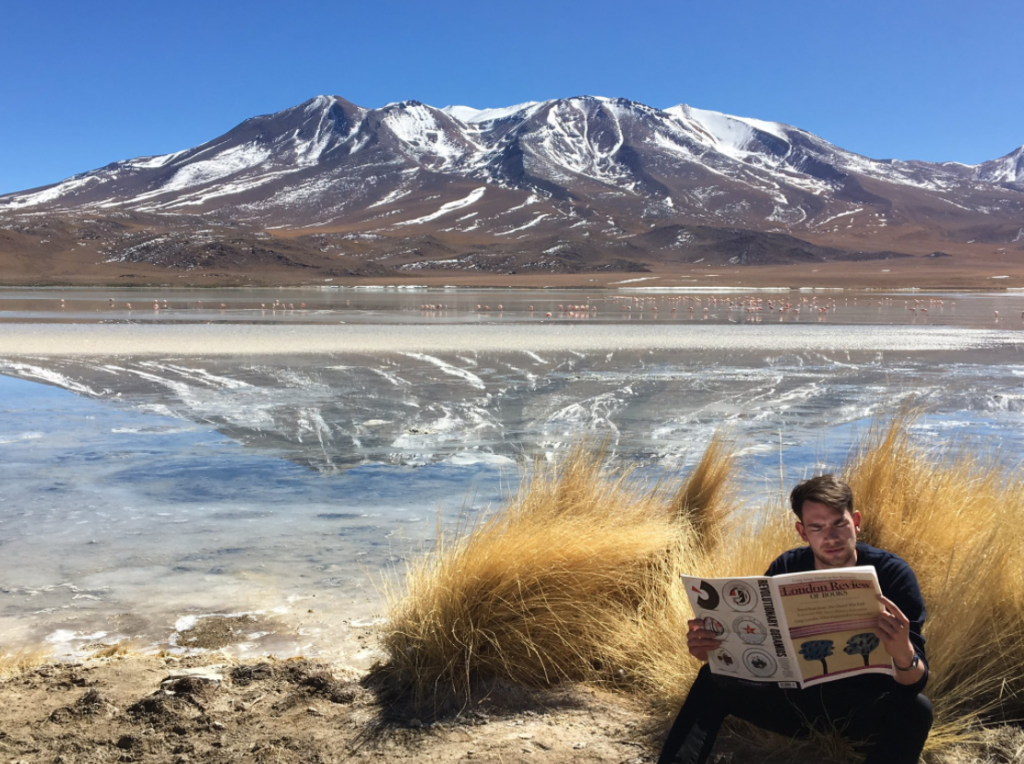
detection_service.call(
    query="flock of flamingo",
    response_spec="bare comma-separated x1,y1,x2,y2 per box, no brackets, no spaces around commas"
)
420,294,1019,322
47,294,1022,322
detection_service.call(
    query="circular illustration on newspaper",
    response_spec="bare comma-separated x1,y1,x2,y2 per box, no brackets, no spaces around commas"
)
733,616,767,644
692,580,720,610
700,615,726,637
742,648,777,677
711,647,739,673
724,580,758,612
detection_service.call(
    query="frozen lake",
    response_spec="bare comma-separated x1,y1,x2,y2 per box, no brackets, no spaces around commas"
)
1,287,1023,666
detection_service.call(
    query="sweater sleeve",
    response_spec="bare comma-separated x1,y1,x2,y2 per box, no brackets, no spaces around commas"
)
764,550,794,576
879,556,929,694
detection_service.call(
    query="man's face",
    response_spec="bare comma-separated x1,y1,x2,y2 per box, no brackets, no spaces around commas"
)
795,501,861,569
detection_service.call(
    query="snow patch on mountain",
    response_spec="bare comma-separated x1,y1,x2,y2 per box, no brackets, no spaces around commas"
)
0,175,99,208
394,187,487,226
128,150,189,170
443,102,542,123
976,145,1024,184
368,186,414,209
683,107,761,160
382,104,468,166
495,214,551,236
160,143,272,194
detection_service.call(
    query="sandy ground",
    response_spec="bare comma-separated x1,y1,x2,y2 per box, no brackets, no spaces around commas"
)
0,322,1018,357
0,654,673,764
3,654,1022,764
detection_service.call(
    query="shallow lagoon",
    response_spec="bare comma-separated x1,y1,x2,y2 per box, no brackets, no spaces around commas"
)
1,287,1023,666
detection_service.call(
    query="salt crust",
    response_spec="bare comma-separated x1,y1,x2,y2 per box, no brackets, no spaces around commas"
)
0,324,1015,356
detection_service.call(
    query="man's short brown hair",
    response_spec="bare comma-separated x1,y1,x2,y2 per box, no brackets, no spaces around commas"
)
789,474,854,520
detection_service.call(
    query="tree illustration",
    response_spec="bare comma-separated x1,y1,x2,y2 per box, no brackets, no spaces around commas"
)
844,633,881,666
798,640,835,675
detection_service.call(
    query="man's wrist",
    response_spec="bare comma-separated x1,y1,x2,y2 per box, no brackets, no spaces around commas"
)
893,653,920,672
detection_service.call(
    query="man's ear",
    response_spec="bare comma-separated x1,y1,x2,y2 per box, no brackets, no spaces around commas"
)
796,521,808,543
852,510,862,532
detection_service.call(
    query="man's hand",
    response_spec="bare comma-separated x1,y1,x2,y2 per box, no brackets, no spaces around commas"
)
876,594,925,685
876,594,914,663
687,618,722,662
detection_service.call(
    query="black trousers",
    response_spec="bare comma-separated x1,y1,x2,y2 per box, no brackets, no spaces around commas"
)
657,665,933,764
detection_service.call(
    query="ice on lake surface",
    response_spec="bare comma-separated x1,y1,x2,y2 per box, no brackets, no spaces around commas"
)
1,287,1023,664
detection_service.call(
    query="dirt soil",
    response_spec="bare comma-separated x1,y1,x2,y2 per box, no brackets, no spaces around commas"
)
2,655,1021,764
0,655,669,764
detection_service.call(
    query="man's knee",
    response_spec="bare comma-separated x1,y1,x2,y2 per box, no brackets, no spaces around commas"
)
908,693,934,735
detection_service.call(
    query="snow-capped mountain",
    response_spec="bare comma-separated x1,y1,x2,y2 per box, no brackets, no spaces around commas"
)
2,94,1022,276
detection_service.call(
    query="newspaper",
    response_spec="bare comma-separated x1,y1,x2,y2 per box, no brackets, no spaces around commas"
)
681,566,892,688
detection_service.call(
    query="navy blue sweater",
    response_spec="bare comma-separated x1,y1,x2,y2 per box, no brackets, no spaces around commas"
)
765,541,929,693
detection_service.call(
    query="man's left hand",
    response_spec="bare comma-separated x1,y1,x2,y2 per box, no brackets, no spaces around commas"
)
876,594,915,667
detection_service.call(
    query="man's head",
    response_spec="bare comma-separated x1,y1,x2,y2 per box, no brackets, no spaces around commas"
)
789,474,861,569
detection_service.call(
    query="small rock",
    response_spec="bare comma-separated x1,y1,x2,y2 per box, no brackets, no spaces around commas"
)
116,734,140,750
163,666,225,685
211,721,226,730
230,662,274,686
408,718,423,728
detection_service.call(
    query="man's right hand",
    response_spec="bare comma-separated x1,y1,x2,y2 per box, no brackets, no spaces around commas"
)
687,618,722,661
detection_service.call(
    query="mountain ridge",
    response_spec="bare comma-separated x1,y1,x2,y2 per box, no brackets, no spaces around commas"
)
1,94,1022,284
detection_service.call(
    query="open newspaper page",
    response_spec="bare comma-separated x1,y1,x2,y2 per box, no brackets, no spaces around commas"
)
682,566,892,688
773,566,892,688
680,575,799,684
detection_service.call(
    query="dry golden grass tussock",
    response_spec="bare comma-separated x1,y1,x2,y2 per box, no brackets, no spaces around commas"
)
841,408,1024,750
89,640,140,659
611,496,801,718
668,432,738,552
0,647,51,679
377,437,739,709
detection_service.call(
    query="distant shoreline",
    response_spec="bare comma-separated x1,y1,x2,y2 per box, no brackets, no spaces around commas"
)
1,283,1023,293
0,323,1017,356
1,258,1024,292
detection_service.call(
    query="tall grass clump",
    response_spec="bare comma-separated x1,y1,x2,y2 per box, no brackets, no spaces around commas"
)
841,409,1024,749
376,438,738,710
0,647,51,679
376,415,1024,758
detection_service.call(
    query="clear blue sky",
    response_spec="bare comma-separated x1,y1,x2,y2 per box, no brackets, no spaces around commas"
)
2,0,1022,195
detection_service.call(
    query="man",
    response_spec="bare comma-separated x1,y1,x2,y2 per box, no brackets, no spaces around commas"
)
657,474,933,764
